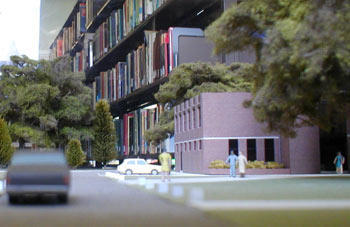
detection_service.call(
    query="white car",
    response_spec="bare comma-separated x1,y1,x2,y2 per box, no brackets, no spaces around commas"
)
117,158,162,175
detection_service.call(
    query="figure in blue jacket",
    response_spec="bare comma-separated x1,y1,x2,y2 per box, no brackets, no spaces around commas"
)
226,150,238,177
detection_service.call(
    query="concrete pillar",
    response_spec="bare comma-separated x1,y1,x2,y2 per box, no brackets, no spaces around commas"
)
256,139,265,161
274,138,281,163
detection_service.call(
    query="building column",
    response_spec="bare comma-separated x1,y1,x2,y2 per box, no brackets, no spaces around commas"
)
274,138,281,163
256,139,265,161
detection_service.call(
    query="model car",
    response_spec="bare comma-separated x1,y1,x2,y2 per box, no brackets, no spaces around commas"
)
6,151,70,204
117,158,161,175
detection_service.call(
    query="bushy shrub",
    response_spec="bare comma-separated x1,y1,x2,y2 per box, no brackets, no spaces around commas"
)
209,159,285,169
266,161,285,169
65,139,86,169
246,161,267,169
209,160,230,169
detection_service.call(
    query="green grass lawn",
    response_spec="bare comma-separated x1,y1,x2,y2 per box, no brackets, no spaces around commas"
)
175,176,350,201
207,209,350,227
141,175,350,227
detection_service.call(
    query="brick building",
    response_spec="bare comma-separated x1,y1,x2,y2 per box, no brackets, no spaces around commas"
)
174,92,320,174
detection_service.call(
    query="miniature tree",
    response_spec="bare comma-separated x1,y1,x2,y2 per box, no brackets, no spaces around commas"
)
65,139,86,169
206,0,350,136
92,100,117,168
0,118,14,167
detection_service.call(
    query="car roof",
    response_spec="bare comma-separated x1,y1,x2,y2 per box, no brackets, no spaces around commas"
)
11,151,67,165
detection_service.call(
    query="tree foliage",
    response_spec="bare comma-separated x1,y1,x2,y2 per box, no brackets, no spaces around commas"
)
145,62,253,145
65,139,86,169
0,118,14,167
92,100,117,166
0,55,94,147
206,0,350,136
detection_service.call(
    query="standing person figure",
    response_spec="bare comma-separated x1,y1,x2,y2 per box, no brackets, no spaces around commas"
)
238,151,248,178
159,151,172,182
333,152,345,174
226,150,238,177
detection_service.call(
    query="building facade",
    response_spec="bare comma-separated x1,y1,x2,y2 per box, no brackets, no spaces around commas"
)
174,92,320,174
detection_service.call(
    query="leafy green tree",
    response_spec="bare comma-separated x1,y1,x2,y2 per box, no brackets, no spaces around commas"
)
65,139,86,169
145,62,253,145
0,55,94,147
92,100,117,167
205,0,350,136
0,118,14,167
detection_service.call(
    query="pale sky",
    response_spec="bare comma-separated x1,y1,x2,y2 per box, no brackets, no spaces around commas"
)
0,0,40,60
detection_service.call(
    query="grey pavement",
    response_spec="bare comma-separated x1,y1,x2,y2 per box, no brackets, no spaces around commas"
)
0,170,230,227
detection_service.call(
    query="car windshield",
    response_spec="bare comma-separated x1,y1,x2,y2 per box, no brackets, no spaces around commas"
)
11,152,67,166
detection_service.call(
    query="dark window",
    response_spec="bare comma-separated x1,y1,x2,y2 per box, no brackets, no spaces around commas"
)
247,139,256,161
193,108,196,128
265,139,275,162
198,106,201,127
229,139,239,155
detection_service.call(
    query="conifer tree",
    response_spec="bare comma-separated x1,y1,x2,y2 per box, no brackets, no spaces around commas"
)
92,100,117,167
65,139,85,169
0,118,14,167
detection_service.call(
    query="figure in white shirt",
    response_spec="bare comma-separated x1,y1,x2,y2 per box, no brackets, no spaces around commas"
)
238,151,248,178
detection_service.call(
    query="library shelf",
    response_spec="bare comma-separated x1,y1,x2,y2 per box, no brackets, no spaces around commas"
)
110,77,168,117
85,0,220,82
86,0,125,33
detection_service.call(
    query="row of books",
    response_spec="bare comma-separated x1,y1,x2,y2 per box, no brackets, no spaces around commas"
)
114,105,172,156
72,50,86,73
92,62,127,103
91,0,168,63
50,1,87,59
92,27,204,103
86,0,107,28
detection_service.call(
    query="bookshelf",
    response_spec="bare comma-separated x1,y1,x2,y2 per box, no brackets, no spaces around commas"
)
50,0,235,158
85,0,222,81
50,0,88,60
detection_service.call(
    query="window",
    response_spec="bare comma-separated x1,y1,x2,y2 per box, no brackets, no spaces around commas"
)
229,139,238,155
247,139,257,161
188,110,191,130
193,108,196,128
199,140,202,150
265,139,275,162
137,160,146,165
180,114,183,132
127,160,136,165
189,142,192,151
185,143,187,151
198,106,201,127
184,112,187,131
194,141,197,150
175,116,178,133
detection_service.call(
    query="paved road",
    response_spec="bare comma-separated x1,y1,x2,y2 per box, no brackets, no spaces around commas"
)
0,170,229,227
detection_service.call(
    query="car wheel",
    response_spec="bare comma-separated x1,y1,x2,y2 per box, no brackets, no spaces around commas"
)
8,195,19,204
151,169,158,175
58,194,68,204
125,169,133,175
